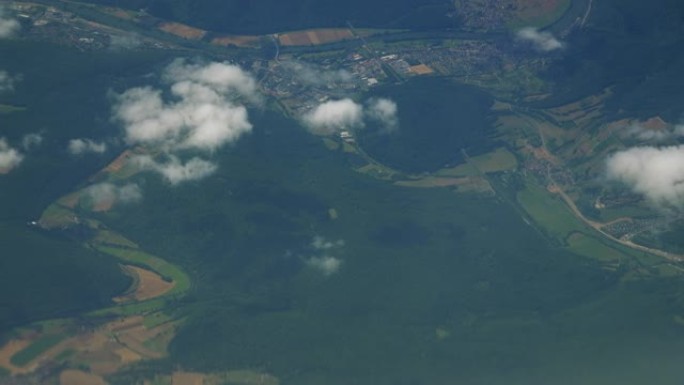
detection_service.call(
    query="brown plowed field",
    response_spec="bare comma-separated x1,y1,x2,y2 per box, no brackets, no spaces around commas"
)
114,265,175,303
278,29,353,46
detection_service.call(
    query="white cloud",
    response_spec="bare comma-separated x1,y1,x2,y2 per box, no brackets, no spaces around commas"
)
109,34,142,50
624,124,671,141
133,155,217,185
303,98,364,134
606,145,684,209
0,138,23,173
21,133,43,150
68,138,107,155
676,126,684,136
112,59,256,152
311,235,344,250
0,70,17,93
111,59,258,186
306,255,342,276
304,236,344,276
0,8,19,38
622,123,684,142
303,97,400,135
312,236,345,250
366,98,399,132
516,27,563,51
83,182,142,209
164,59,259,101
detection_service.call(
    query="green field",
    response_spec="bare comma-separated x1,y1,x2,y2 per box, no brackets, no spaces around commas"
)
0,104,25,114
507,0,573,29
567,232,627,264
437,147,518,177
10,334,67,367
92,245,190,301
517,178,586,239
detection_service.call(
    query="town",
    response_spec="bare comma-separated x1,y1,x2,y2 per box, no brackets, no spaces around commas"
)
3,1,552,123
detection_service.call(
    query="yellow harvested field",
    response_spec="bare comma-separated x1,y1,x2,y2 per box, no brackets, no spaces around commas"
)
57,191,81,209
92,198,115,213
212,35,261,47
114,265,175,303
103,150,132,174
159,22,207,40
89,149,137,182
113,347,141,364
0,315,178,378
173,372,205,385
60,369,108,385
278,29,353,46
408,64,434,75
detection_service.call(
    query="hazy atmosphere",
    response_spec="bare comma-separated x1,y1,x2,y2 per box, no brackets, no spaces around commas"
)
2,1,684,385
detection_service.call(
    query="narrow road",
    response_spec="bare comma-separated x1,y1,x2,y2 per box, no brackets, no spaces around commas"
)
531,115,683,262
548,183,682,262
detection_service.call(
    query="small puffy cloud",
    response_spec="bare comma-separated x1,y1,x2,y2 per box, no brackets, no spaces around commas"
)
622,123,684,142
68,138,107,155
303,98,364,134
0,138,23,173
133,155,217,185
606,145,684,209
516,27,563,51
21,133,43,150
83,182,142,210
0,8,20,38
164,59,259,101
306,255,342,276
111,59,259,188
303,97,400,134
280,60,353,87
109,34,142,50
304,236,344,276
624,124,671,141
366,98,399,132
0,70,17,93
112,59,256,152
312,236,345,250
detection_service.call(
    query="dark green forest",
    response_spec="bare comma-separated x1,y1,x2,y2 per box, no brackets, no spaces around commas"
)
82,0,458,33
539,0,684,120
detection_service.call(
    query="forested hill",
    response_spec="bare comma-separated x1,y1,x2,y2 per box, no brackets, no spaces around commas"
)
82,0,458,34
539,0,684,120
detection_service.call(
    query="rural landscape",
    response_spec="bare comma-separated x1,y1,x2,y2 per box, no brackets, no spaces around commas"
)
2,0,684,384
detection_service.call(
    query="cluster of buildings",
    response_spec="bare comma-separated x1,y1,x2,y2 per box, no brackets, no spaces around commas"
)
258,37,512,120
5,2,169,51
601,217,666,240
453,0,519,31
5,0,524,128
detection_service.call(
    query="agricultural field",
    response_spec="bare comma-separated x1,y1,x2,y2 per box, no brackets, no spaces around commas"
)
517,177,586,238
158,22,207,40
278,28,354,46
507,0,572,28
0,315,179,380
436,147,518,177
0,104,25,114
211,35,261,48
114,265,176,303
